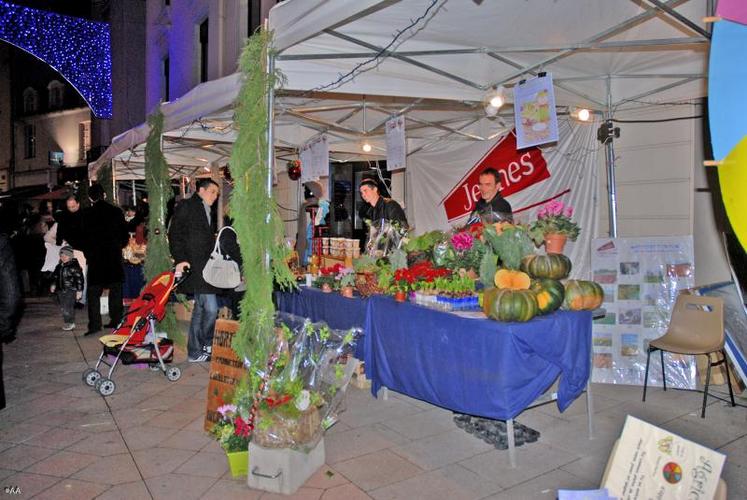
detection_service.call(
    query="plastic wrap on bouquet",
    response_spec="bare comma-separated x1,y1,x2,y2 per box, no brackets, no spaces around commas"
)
479,210,514,225
250,313,361,449
365,220,407,258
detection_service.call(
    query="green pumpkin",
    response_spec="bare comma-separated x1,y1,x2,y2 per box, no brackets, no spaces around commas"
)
483,288,538,322
530,279,565,315
520,253,572,280
563,280,604,311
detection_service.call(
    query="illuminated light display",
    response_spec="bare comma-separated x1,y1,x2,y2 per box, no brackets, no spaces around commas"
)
0,1,112,118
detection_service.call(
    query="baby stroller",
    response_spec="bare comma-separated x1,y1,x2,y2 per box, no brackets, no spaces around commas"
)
82,270,186,396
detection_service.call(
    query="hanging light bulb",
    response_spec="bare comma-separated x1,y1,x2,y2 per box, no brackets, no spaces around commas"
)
484,103,499,117
484,86,505,114
362,142,373,153
571,107,593,122
489,94,504,109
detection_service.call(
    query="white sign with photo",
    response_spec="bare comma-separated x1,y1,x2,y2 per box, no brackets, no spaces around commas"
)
385,116,406,171
513,74,559,149
591,236,696,388
300,134,329,182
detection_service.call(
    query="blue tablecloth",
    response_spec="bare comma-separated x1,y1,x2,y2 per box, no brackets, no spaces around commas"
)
363,295,591,420
274,287,368,359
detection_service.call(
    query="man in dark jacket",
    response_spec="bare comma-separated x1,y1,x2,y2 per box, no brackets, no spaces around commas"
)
169,179,221,362
466,168,513,225
56,195,85,249
81,184,129,336
1,230,22,410
358,178,408,228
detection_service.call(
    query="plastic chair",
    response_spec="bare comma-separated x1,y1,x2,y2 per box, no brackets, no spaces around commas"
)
642,294,736,418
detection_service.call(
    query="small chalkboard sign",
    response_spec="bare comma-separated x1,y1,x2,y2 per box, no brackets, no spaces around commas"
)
204,319,246,432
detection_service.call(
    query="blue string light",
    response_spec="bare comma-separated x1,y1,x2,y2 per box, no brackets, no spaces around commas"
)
0,1,112,118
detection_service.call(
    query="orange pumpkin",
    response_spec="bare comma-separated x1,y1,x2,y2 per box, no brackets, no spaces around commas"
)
494,269,531,290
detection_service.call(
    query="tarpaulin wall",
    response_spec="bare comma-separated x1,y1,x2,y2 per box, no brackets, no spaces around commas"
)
408,119,599,279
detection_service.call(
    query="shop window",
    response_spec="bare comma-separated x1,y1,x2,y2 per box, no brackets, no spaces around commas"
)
24,124,36,159
23,87,38,114
79,121,91,161
47,80,65,109
198,18,209,83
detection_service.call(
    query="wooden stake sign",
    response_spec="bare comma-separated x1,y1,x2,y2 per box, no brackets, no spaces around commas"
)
204,319,246,432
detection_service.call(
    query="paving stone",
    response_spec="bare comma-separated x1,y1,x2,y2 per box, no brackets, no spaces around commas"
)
0,471,60,497
389,428,494,472
334,449,423,491
174,450,228,478
67,430,128,456
0,422,53,444
303,465,350,490
159,428,214,451
325,426,400,465
144,472,217,500
481,468,596,500
95,480,152,500
131,447,196,478
26,450,99,477
370,463,502,500
261,486,324,500
33,478,110,500
72,452,143,485
0,444,56,471
321,482,372,500
25,427,90,450
381,408,458,441
201,479,263,500
121,424,178,451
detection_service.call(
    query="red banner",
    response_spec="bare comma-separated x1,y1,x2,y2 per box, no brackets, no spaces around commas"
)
440,132,550,221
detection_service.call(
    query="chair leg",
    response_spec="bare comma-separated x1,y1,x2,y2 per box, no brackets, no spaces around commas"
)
643,347,653,402
722,349,736,407
702,353,712,419
660,349,667,392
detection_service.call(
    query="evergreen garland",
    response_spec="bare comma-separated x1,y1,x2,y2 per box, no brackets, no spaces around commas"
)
143,108,180,343
229,30,296,381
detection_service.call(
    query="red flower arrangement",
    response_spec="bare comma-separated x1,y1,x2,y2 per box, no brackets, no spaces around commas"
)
319,263,345,276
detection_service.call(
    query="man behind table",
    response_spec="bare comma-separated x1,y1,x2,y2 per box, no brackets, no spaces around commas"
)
467,168,513,225
358,178,408,228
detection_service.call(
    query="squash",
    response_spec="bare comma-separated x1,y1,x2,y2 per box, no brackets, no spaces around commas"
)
494,269,531,290
493,222,515,235
563,280,604,311
483,288,538,322
530,279,565,315
520,253,572,280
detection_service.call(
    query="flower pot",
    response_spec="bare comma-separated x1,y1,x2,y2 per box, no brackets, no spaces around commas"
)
226,449,249,478
321,283,333,293
544,233,567,254
394,291,407,302
340,286,354,298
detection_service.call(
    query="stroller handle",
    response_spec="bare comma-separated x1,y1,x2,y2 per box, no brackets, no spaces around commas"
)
174,264,191,287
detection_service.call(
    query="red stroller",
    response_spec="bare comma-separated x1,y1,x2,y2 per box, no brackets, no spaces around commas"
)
82,270,185,396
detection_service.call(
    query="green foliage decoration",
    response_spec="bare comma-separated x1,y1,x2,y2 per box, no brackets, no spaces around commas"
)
143,108,180,343
97,163,113,203
228,30,296,382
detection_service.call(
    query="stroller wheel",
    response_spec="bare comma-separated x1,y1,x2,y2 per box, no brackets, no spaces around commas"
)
96,377,116,396
82,368,101,387
165,367,181,382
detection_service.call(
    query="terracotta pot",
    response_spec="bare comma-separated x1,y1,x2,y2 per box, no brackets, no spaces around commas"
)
341,286,354,298
394,290,407,302
321,283,333,293
544,233,567,254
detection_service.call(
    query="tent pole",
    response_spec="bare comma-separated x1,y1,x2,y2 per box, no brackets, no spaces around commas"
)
265,47,275,269
605,77,618,237
132,180,137,206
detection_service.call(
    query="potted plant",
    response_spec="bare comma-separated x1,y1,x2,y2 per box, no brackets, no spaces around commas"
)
337,267,355,298
210,403,251,478
528,200,580,254
315,264,342,292
392,268,414,302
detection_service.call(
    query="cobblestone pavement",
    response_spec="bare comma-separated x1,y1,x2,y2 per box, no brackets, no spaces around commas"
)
1,298,746,499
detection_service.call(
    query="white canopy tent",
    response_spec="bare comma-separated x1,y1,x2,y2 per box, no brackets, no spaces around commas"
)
90,0,711,239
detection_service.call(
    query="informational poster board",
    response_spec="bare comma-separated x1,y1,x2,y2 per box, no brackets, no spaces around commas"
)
300,134,329,182
591,236,697,388
204,319,245,432
603,416,725,500
385,116,406,171
513,74,559,149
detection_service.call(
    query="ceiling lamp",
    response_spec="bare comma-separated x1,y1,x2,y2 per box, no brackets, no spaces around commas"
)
484,86,505,116
361,141,373,153
571,107,593,122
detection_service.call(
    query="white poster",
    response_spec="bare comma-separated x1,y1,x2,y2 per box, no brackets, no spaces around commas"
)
603,416,725,500
513,74,559,149
300,134,329,182
385,116,406,171
408,120,599,279
591,236,697,389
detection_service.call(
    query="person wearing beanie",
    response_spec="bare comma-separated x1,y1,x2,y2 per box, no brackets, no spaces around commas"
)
358,178,408,228
50,246,84,331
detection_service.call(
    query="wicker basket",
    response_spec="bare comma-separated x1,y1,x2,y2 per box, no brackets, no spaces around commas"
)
355,272,384,297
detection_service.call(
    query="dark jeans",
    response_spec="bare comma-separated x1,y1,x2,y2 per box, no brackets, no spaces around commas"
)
87,282,123,331
188,293,218,357
58,289,76,324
